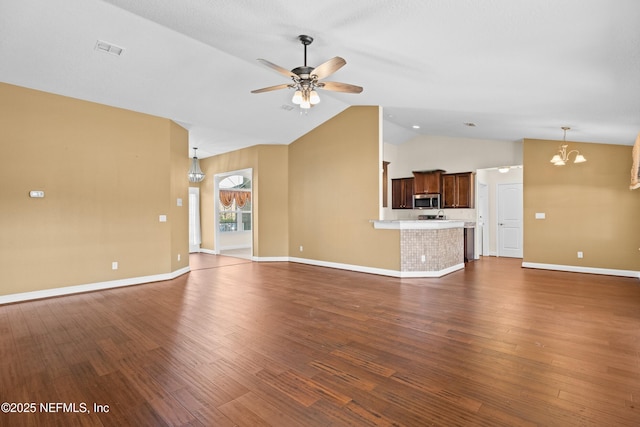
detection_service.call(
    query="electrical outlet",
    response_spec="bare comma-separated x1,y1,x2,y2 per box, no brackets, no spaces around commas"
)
421,255,426,262
299,245,303,252
112,261,118,270
177,254,181,261
577,251,583,259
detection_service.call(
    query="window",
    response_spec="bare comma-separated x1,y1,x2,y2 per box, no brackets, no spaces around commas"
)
218,175,251,233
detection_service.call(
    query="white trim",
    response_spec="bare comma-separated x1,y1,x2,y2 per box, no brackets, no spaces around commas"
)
199,248,218,255
397,263,465,278
522,262,640,279
0,267,191,305
289,257,464,278
252,256,289,262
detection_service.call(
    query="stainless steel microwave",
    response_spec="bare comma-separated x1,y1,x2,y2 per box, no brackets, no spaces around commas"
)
413,193,440,209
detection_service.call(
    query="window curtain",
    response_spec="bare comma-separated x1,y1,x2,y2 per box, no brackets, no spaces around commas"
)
219,190,251,208
189,189,201,246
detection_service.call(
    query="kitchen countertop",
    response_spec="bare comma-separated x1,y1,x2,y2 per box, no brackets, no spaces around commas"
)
372,219,465,230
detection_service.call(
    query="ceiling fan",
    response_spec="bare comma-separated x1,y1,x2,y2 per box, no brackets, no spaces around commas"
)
251,35,363,109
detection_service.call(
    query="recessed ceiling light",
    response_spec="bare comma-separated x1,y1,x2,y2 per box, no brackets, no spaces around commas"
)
463,122,476,127
412,125,420,129
95,40,124,56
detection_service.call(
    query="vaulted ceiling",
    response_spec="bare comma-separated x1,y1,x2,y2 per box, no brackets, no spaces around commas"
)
2,0,639,157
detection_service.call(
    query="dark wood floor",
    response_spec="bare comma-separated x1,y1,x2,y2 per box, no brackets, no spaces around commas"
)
1,255,639,426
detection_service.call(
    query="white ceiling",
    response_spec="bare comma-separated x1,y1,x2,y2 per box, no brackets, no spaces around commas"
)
1,0,639,158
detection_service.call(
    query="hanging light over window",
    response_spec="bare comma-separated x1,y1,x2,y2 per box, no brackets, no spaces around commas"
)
550,127,587,166
188,147,205,182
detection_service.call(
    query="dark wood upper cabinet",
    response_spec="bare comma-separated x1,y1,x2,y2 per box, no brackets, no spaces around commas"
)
441,172,474,208
412,170,444,194
391,177,414,209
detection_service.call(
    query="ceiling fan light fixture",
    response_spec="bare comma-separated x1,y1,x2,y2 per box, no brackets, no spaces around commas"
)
309,90,320,105
292,90,302,104
251,35,362,111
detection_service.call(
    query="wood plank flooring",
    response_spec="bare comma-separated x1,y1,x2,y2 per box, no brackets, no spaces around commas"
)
1,255,639,426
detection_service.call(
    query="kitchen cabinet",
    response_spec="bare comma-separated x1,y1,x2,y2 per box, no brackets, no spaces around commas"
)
391,177,414,209
412,170,444,194
442,172,474,208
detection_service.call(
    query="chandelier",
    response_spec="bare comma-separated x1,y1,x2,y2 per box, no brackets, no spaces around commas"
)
188,147,205,183
550,127,587,166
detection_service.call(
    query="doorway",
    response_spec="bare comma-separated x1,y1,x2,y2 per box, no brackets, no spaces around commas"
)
214,168,253,260
188,187,201,253
475,166,523,258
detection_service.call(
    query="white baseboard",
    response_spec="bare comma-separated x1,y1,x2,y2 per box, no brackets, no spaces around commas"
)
219,245,251,251
0,266,191,305
252,256,289,262
199,248,218,255
288,257,463,278
522,262,640,279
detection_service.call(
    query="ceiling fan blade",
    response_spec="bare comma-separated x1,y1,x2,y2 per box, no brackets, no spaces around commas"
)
256,59,297,79
251,83,292,94
318,81,363,93
311,57,346,80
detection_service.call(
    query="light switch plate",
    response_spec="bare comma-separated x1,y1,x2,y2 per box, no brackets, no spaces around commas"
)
29,190,45,198
159,215,167,222
177,198,182,207
535,212,545,219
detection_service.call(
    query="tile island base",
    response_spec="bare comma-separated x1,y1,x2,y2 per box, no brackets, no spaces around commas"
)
372,220,465,278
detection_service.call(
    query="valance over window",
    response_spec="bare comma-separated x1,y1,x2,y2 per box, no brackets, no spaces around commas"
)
219,190,251,208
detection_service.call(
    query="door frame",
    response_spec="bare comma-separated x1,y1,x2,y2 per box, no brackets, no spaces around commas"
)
477,182,489,256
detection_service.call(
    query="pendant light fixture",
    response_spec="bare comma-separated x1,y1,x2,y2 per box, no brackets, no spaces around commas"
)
550,127,587,166
188,147,205,183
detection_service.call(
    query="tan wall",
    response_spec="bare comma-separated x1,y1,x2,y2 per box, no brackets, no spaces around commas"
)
170,121,191,271
288,106,400,269
0,83,189,296
199,145,289,257
523,138,640,270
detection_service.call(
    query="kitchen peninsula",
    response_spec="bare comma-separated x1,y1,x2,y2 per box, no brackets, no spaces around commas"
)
372,219,465,277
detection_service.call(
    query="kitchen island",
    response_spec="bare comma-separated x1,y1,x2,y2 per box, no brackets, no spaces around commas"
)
372,220,465,277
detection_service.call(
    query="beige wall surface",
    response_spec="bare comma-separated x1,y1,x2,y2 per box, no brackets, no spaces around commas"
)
392,135,523,178
523,138,640,271
288,106,400,270
199,145,289,257
170,121,190,272
0,83,189,296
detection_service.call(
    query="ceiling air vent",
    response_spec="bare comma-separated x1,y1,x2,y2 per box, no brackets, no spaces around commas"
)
95,40,124,56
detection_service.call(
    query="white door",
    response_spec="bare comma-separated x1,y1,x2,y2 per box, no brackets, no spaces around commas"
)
497,183,523,258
